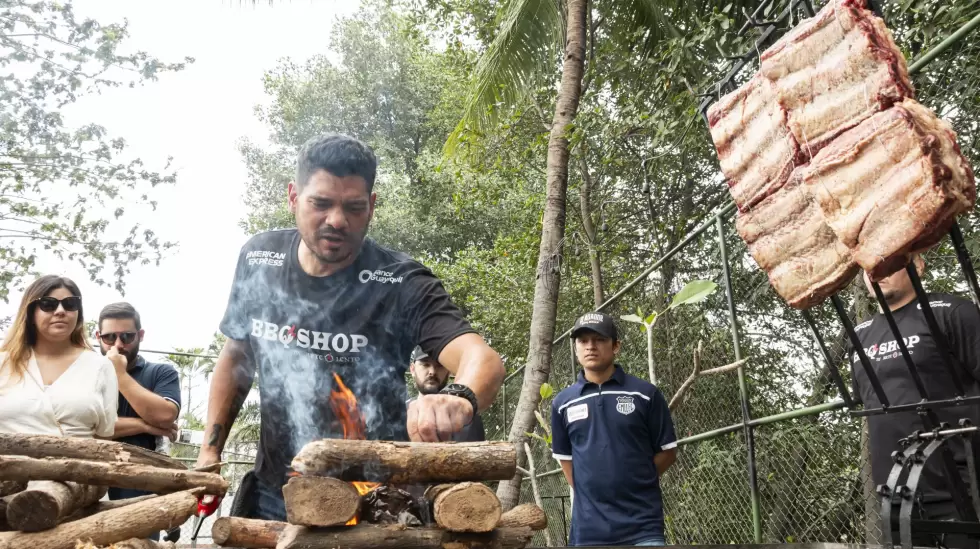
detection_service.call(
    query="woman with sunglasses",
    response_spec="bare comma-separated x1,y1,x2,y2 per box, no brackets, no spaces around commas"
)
0,275,118,438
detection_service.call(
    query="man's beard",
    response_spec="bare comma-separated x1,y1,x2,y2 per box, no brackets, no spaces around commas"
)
304,227,368,264
417,377,448,395
103,344,140,369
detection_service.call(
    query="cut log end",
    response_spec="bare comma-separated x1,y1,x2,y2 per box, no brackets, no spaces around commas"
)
282,476,361,527
432,483,502,533
6,482,107,532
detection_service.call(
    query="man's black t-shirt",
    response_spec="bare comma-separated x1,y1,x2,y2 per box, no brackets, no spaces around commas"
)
850,293,980,503
220,229,475,488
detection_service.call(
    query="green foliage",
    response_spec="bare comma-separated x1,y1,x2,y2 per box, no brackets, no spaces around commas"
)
621,279,718,331
0,0,192,301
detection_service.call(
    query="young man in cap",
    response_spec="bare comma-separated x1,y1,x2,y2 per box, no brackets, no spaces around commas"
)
408,346,485,442
551,312,677,547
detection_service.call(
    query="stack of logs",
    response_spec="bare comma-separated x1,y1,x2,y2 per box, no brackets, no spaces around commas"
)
0,434,228,549
212,440,547,549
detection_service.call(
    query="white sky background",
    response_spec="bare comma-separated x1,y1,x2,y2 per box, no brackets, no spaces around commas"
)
2,0,361,346
1,0,362,417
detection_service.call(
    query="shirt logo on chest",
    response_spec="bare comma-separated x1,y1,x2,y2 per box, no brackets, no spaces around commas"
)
616,395,636,415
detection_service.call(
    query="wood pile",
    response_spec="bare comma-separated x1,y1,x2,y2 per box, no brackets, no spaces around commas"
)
211,439,546,549
0,434,227,549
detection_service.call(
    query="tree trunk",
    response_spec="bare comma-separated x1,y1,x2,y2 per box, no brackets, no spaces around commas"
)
0,434,184,470
861,419,882,544
5,481,107,532
292,440,516,484
0,489,200,549
577,156,603,309
282,476,360,527
276,525,534,549
497,505,547,530
428,483,502,533
211,517,287,548
0,456,228,495
497,0,589,512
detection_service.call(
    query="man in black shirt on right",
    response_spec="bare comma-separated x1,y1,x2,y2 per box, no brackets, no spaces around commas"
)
408,346,485,442
851,254,980,549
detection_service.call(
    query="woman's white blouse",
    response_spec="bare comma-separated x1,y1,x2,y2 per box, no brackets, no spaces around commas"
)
0,350,118,438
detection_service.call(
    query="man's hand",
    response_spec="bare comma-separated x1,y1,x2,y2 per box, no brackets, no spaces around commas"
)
105,347,128,378
195,447,222,473
407,394,474,442
145,421,180,442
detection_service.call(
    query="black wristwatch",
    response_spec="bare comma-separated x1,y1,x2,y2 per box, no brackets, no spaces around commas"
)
440,383,479,420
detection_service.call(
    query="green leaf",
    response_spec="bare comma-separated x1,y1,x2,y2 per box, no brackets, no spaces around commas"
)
668,280,718,309
621,314,643,323
644,313,657,325
539,382,554,400
527,432,546,442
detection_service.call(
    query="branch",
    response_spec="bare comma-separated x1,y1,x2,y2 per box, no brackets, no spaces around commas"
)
522,442,552,547
668,340,749,411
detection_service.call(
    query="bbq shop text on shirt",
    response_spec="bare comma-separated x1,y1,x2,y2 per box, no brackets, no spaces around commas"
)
850,293,980,503
551,365,677,546
220,229,474,488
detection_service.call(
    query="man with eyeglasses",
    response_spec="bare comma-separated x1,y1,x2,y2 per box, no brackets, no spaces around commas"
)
97,303,181,522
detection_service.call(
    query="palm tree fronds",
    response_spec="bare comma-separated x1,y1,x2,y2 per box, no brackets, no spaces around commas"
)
444,0,565,156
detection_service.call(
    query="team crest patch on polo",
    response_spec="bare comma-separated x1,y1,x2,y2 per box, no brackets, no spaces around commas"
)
616,395,636,415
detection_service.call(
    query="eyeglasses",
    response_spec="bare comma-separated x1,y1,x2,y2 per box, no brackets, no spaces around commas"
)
33,296,81,313
99,332,138,345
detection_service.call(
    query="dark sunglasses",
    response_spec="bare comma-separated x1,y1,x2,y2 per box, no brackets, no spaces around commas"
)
100,332,138,345
33,296,81,313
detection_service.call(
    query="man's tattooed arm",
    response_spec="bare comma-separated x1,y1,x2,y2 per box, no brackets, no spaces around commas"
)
199,339,256,459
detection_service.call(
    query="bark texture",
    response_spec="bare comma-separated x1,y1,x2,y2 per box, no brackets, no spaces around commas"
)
0,434,183,470
5,481,106,532
496,505,547,531
62,494,158,523
0,456,228,495
211,517,287,548
0,488,200,549
75,539,175,549
429,483,501,533
497,0,589,511
292,440,516,484
578,155,604,308
275,525,534,549
282,476,361,527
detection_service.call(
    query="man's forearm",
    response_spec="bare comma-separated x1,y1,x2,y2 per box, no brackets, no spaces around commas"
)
655,449,677,475
112,417,151,439
201,340,255,456
117,375,179,428
440,333,505,411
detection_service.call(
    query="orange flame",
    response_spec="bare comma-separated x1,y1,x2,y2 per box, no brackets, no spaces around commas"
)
330,372,380,525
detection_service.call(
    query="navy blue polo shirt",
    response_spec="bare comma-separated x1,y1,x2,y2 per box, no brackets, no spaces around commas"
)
551,365,677,546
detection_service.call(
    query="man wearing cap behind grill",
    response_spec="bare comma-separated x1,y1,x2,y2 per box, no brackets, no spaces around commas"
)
408,346,485,443
551,312,677,547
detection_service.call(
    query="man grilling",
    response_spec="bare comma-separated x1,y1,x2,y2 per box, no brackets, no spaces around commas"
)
195,134,505,521
851,255,980,549
408,346,485,442
551,312,677,547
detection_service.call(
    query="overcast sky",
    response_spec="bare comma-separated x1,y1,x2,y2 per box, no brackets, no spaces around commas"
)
1,0,360,358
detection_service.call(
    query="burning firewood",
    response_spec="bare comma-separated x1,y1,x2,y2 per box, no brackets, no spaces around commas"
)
496,505,547,531
212,517,287,548
423,483,501,533
5,481,107,532
0,456,228,495
291,440,517,484
0,488,201,549
0,435,184,471
0,482,25,498
282,476,362,527
275,524,535,549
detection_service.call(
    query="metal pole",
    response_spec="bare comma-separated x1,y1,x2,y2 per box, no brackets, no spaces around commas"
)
908,11,980,74
949,222,980,308
647,322,657,384
716,215,762,543
502,383,507,433
677,400,847,447
801,310,854,407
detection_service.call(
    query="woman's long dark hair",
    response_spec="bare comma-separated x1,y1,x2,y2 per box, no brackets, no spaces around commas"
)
0,275,90,383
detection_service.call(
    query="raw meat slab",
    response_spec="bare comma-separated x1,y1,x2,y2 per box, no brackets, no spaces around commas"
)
736,174,859,309
760,0,913,160
802,98,976,280
708,75,802,212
